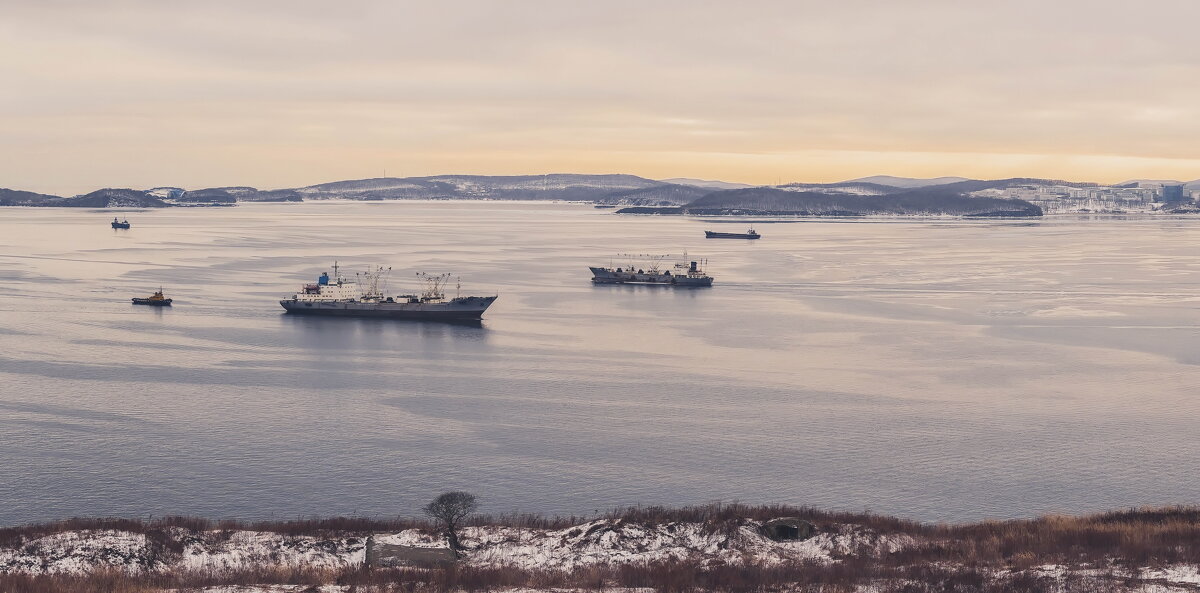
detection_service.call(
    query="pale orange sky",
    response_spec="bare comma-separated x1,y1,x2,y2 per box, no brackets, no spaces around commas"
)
1,0,1198,196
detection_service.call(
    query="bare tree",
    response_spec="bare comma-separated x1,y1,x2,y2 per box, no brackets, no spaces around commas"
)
423,490,478,556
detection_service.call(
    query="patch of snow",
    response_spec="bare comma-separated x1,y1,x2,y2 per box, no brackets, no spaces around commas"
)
182,585,658,593
660,178,753,190
0,530,151,574
846,176,970,188
171,587,347,593
448,520,910,570
179,531,365,572
375,529,446,548
146,187,185,199
1141,565,1200,585
776,184,888,196
0,520,911,577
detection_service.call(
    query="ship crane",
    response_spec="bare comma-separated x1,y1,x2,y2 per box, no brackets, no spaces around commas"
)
356,265,392,299
415,272,453,301
616,253,671,273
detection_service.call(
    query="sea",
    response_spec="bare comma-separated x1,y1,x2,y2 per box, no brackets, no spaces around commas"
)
2,201,1199,526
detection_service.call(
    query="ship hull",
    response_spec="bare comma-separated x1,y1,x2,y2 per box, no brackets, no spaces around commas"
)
280,296,496,320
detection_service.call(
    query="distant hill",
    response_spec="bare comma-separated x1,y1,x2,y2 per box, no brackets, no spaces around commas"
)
240,189,303,202
1,174,1184,211
180,187,302,203
597,183,711,206
660,177,754,190
0,175,673,207
56,189,170,208
683,186,1042,217
1116,179,1199,192
178,188,238,203
935,178,1099,193
775,182,895,196
0,188,64,206
298,174,666,201
0,187,169,207
1116,179,1184,187
845,175,972,188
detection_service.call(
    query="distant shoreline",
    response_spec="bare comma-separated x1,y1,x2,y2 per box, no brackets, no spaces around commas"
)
12,198,1196,221
8,173,1194,216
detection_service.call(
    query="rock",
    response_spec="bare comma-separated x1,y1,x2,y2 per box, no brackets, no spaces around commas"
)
761,518,816,541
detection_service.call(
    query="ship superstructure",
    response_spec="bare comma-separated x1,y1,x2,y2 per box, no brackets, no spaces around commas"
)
280,263,497,321
590,254,713,287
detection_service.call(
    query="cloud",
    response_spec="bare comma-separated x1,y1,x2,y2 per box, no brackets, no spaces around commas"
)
1,0,1198,194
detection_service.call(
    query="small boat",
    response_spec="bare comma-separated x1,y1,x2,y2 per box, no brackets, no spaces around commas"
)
111,218,131,229
705,228,759,239
132,288,172,306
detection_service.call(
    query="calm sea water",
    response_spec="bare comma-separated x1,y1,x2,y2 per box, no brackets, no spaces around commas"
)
2,201,1199,525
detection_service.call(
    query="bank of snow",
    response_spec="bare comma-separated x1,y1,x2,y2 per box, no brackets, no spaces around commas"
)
380,519,907,570
0,518,904,575
0,530,152,574
0,529,366,575
177,530,366,572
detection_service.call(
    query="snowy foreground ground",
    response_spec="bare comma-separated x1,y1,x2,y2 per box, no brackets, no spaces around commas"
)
4,509,1200,592
0,519,891,573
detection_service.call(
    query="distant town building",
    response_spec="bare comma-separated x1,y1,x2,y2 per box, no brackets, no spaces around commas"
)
1161,184,1186,202
974,183,1162,214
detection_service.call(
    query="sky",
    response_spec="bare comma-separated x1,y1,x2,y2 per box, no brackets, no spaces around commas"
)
1,0,1198,196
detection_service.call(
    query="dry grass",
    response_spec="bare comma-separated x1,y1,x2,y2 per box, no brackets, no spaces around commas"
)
604,501,924,534
0,562,1099,593
0,515,431,548
906,506,1200,567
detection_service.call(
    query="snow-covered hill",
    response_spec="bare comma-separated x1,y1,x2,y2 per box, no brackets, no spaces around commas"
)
297,174,667,201
659,177,753,190
845,175,971,188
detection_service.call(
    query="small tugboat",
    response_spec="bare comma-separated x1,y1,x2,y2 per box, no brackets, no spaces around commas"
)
111,217,131,229
132,288,172,306
705,228,759,239
280,263,497,321
590,254,714,287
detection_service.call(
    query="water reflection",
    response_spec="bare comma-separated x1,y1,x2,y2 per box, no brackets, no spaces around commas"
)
279,314,488,350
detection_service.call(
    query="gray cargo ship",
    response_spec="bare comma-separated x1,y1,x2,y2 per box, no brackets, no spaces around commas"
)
280,263,497,321
705,228,759,239
590,254,713,287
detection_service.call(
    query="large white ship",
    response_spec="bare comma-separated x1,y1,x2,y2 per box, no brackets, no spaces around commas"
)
280,263,497,321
